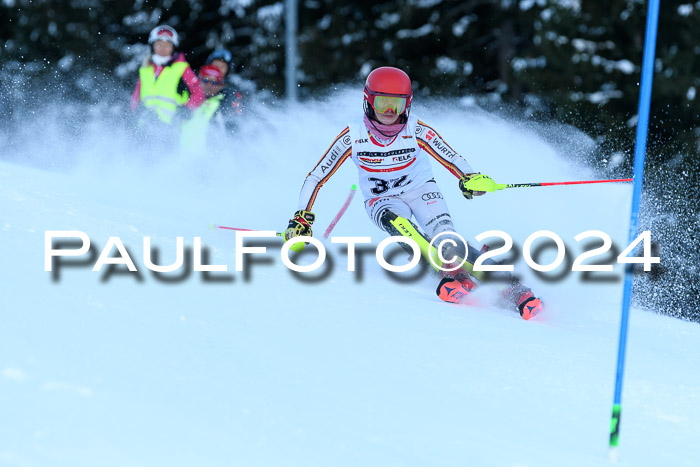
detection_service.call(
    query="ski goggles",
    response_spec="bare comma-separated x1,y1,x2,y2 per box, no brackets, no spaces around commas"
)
372,95,407,115
207,49,233,64
201,78,223,85
365,90,411,115
154,28,175,40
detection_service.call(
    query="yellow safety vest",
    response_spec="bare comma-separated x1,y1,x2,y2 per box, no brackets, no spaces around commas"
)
139,62,189,124
180,94,224,152
194,94,223,121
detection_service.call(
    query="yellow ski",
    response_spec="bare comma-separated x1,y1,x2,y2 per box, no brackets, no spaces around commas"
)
388,215,483,280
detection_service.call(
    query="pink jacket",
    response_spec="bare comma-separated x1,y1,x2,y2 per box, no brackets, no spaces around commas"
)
131,53,206,111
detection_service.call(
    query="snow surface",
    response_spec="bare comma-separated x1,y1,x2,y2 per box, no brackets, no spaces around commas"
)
1,91,699,466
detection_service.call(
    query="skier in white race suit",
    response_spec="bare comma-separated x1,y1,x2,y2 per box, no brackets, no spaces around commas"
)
284,66,543,319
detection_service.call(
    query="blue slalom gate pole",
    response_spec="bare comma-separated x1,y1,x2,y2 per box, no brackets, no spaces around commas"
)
609,0,661,459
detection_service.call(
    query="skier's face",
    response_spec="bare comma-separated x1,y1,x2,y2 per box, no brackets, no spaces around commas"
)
210,59,229,77
153,40,174,57
375,109,400,125
201,79,224,97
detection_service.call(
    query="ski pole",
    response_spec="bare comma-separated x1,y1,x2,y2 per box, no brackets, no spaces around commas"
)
214,183,357,248
464,174,633,193
323,184,358,239
212,224,305,250
211,225,284,237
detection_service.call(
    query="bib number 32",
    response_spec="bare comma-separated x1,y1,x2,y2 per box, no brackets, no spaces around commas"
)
369,175,409,195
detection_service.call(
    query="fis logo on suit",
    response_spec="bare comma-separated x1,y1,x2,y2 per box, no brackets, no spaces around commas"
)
421,192,443,201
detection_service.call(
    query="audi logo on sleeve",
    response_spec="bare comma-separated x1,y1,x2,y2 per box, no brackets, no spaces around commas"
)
421,192,443,201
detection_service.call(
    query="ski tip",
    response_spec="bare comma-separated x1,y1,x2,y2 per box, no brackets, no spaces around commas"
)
209,224,216,230
351,184,358,190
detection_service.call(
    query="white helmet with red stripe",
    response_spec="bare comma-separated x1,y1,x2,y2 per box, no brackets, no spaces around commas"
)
148,25,179,47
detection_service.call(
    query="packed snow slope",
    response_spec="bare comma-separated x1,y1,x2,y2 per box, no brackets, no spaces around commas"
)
1,91,699,467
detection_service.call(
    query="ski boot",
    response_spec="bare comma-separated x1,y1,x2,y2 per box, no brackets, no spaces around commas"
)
435,273,476,303
436,251,478,304
502,280,544,320
436,277,476,304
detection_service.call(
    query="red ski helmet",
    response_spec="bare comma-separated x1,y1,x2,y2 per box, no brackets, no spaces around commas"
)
363,67,413,120
198,65,224,85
